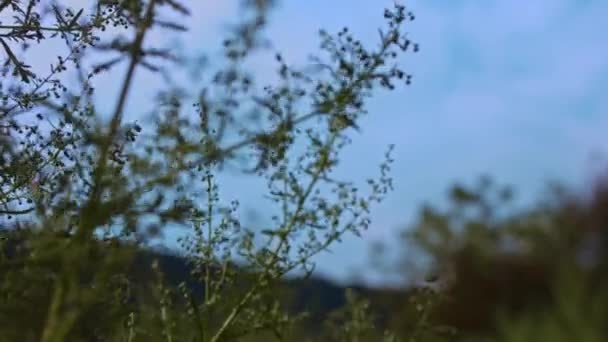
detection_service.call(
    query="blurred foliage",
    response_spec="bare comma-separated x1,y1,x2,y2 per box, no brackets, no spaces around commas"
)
492,270,608,342
400,172,608,341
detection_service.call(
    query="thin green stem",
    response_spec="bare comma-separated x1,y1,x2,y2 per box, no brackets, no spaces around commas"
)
79,0,156,237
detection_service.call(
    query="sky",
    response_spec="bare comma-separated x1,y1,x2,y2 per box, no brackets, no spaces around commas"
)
258,0,608,285
13,0,608,286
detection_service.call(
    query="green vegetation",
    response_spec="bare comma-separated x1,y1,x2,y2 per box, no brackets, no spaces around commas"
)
0,0,415,340
1,1,606,341
400,175,608,341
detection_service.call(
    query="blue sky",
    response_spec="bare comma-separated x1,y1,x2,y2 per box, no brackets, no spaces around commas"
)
106,0,608,285
19,0,608,285
231,0,608,285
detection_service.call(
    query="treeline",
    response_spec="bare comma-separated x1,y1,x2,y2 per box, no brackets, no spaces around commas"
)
2,173,607,341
